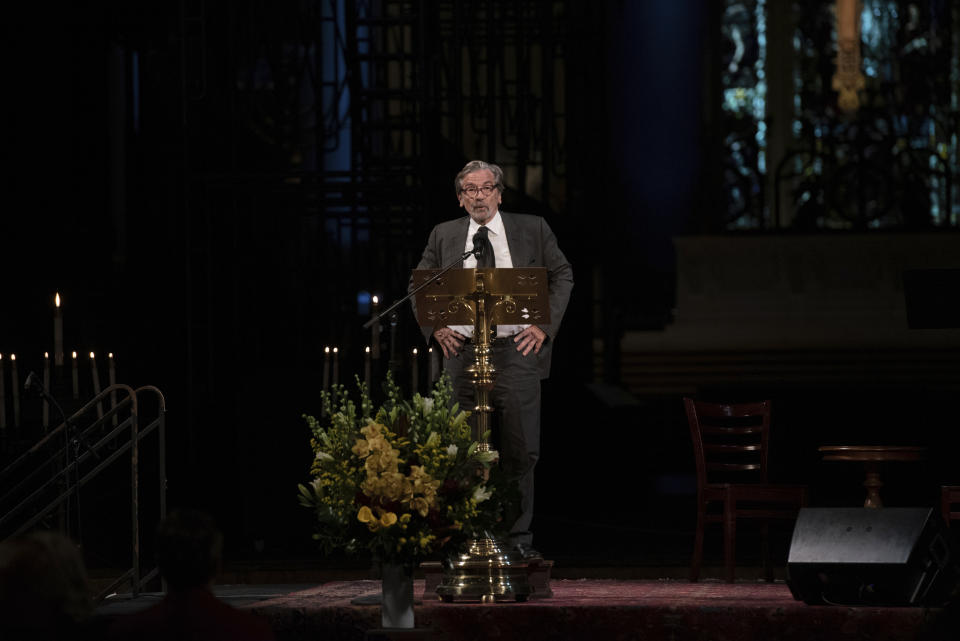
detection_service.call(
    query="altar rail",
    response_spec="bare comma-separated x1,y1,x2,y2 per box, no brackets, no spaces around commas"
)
0,385,167,601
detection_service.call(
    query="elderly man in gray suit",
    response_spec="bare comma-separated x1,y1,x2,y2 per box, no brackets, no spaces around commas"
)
411,160,574,558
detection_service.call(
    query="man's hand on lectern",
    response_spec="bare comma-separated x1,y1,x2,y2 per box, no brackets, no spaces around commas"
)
433,327,466,358
514,325,546,356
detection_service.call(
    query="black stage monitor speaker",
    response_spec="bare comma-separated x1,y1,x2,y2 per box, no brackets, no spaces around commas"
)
787,507,959,606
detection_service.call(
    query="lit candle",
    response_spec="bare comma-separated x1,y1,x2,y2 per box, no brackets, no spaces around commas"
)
90,352,103,419
108,353,118,426
322,347,330,392
71,351,79,399
0,354,6,430
332,347,339,387
371,295,381,360
54,293,64,367
429,346,438,384
11,354,20,428
411,348,419,395
43,352,50,429
364,346,371,390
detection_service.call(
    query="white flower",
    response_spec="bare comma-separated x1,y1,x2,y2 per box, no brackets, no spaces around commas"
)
446,444,458,457
315,450,334,462
425,431,440,447
422,398,434,413
472,486,492,503
475,450,499,464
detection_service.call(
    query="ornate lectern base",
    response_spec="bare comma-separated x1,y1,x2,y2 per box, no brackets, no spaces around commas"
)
421,541,553,602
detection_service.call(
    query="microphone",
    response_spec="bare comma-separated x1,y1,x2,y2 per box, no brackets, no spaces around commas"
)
24,370,100,460
24,371,48,399
472,231,485,260
472,228,488,261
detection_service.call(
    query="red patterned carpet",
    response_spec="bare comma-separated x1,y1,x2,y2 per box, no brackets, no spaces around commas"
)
245,579,956,641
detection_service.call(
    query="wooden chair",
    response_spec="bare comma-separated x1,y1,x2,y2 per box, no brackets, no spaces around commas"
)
684,397,808,583
942,486,960,527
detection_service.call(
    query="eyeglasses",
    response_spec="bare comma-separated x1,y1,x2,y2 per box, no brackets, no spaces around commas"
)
461,185,498,198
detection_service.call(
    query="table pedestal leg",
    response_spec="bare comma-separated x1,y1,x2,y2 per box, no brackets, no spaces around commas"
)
863,461,883,508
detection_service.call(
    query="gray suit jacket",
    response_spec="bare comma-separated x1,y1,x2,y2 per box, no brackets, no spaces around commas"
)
410,212,574,379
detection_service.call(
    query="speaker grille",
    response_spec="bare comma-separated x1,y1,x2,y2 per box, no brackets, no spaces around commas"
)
787,507,960,606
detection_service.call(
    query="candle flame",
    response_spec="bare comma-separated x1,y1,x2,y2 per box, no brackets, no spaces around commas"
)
365,346,370,353
45,352,49,358
90,352,95,359
72,351,78,359
324,346,330,354
10,354,15,361
333,347,339,354
412,348,418,355
109,353,114,359
55,292,61,307
372,295,379,305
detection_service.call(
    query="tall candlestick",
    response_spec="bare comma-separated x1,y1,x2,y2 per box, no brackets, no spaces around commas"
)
332,347,339,387
71,351,79,399
0,354,6,430
411,348,419,395
11,354,20,428
43,352,50,429
428,346,438,385
364,346,371,390
322,347,330,393
54,292,64,367
108,353,118,426
90,352,103,419
371,295,381,360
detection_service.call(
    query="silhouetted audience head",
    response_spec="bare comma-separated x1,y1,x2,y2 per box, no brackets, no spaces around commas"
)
0,530,92,640
108,508,275,641
156,508,223,590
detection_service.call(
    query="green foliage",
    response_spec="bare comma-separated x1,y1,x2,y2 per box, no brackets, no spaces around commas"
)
298,372,515,563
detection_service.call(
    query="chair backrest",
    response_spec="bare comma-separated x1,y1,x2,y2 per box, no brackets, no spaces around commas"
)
684,397,772,488
942,486,960,527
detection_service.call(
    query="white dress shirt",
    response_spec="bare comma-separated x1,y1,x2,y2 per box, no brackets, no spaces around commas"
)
450,211,530,339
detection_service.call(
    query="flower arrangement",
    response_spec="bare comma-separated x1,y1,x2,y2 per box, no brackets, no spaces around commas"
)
298,372,516,563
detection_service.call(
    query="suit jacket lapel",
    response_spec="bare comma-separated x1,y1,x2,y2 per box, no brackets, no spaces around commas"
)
501,212,528,267
442,217,470,266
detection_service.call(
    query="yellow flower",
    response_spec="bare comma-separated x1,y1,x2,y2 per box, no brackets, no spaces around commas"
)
361,421,385,439
357,505,374,524
357,505,398,532
352,439,371,457
409,497,430,517
366,435,388,452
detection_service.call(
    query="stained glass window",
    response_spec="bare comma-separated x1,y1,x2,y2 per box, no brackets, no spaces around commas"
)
720,0,768,229
721,0,960,229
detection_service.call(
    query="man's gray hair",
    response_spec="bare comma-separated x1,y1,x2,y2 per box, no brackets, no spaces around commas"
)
454,160,505,195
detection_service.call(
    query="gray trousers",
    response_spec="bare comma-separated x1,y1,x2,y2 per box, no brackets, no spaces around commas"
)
443,341,541,546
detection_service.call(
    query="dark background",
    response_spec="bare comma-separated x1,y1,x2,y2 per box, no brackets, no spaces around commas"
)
2,0,958,572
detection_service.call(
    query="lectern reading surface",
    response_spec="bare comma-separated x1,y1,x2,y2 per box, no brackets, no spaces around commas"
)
411,267,551,329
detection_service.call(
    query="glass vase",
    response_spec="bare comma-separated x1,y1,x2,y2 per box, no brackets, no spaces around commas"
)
380,561,415,629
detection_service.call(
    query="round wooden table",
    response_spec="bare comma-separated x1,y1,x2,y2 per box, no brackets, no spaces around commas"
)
819,445,928,508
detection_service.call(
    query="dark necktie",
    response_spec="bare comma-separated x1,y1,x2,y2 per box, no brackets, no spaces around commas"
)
473,226,497,339
473,226,496,268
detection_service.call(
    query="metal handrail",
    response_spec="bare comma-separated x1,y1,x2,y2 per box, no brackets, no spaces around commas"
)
0,383,166,600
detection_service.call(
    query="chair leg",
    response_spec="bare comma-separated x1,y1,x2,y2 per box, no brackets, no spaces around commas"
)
761,521,772,582
690,503,706,582
942,487,951,527
724,498,736,583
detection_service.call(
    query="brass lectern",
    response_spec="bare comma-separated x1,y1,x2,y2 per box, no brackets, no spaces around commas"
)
411,266,550,602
